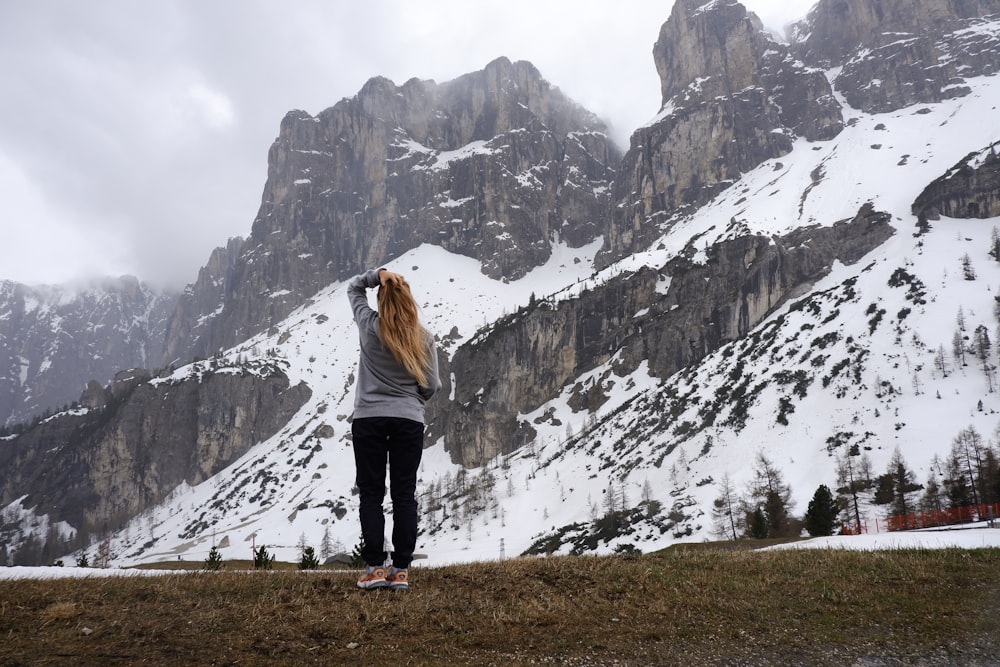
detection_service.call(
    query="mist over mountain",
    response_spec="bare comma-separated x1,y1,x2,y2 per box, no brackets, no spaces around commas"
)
2,0,1000,568
0,277,177,428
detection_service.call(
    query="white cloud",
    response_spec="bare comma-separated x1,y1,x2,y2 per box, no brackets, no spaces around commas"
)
188,83,236,129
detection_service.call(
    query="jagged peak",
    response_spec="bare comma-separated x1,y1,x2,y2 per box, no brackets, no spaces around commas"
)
654,0,775,104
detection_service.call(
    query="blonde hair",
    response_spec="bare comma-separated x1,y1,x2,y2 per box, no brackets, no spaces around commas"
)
377,280,432,387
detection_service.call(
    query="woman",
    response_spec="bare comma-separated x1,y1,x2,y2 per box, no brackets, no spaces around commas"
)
348,267,441,590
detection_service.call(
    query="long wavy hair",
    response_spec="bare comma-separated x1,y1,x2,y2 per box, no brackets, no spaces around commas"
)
377,280,432,387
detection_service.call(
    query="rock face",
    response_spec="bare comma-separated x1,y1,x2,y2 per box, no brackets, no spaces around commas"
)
0,277,177,428
798,0,1000,113
912,141,1000,218
161,237,244,366
437,204,893,466
605,0,843,263
162,57,620,363
0,360,310,540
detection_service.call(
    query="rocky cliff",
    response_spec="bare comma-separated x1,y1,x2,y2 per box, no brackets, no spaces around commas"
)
798,0,1000,113
604,0,843,264
912,141,1000,218
0,359,310,545
0,277,177,429
162,57,620,364
438,204,893,466
161,237,244,366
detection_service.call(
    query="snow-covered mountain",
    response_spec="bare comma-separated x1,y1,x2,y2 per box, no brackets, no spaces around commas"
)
0,277,177,428
3,0,1000,568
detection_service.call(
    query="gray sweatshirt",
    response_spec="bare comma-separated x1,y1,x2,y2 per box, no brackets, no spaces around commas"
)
348,269,441,423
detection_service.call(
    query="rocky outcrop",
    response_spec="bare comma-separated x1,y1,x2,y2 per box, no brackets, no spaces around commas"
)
912,141,1000,218
798,0,1000,113
161,237,244,366
604,0,843,263
437,204,893,466
162,57,619,363
0,277,177,428
0,359,310,539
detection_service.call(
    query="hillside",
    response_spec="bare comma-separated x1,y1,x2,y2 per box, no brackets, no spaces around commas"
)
89,71,1000,568
3,0,1000,569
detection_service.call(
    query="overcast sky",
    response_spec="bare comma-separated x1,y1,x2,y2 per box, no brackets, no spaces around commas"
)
0,0,816,289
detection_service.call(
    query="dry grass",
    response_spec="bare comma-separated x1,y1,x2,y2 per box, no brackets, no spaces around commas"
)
2,548,999,666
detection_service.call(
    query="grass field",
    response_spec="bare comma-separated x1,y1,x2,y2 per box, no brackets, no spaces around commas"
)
2,547,999,666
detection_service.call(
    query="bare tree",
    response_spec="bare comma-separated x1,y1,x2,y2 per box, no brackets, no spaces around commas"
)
711,472,742,541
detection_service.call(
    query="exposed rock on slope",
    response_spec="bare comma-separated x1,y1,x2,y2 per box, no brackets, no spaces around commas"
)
606,0,843,263
912,141,1000,218
0,360,310,541
162,57,619,364
439,204,893,466
799,0,1000,113
161,237,244,366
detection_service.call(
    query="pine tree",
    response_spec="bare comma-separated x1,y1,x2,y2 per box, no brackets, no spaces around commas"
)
950,426,986,507
748,507,768,539
253,545,274,570
298,546,320,570
974,325,994,391
962,254,977,280
746,453,794,537
945,438,975,509
886,448,922,518
920,470,945,514
204,545,224,570
980,446,1000,506
804,485,840,537
350,536,367,569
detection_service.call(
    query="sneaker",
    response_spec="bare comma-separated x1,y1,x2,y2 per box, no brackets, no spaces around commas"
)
357,566,388,590
387,568,409,591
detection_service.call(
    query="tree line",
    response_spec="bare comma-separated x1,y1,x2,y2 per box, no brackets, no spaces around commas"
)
712,423,1000,540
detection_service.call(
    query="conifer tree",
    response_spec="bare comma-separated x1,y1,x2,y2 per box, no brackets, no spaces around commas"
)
962,254,977,280
253,545,274,570
804,485,840,536
950,426,985,507
298,546,320,570
748,507,768,539
746,453,794,537
919,469,945,514
886,448,922,518
980,446,1000,506
204,545,224,570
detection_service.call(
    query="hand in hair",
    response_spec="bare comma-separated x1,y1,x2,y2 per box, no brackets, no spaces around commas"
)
378,269,406,288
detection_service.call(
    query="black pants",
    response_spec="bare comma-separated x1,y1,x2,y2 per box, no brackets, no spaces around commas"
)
351,416,424,568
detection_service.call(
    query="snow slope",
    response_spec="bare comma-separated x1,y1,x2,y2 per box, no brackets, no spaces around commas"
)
36,64,1000,570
